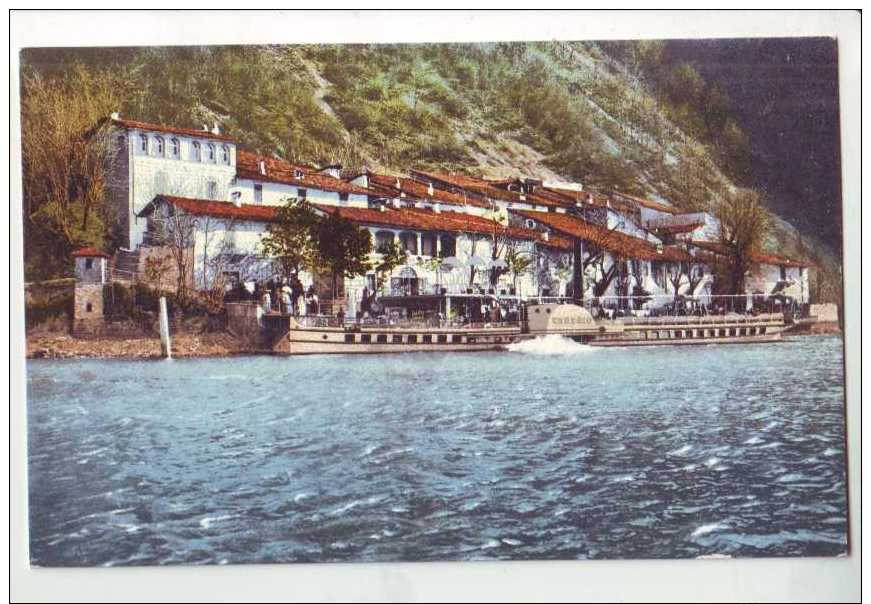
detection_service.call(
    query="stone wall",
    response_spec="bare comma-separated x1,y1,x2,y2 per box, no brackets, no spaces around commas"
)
72,283,105,336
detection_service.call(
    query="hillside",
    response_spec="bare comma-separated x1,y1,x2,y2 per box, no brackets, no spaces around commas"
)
19,42,842,302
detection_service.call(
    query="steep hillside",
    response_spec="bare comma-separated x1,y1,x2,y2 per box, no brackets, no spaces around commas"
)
20,42,842,301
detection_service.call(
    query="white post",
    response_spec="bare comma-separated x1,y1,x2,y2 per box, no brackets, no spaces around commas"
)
159,296,172,358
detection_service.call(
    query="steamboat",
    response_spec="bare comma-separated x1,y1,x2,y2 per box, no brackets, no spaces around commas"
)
261,293,787,355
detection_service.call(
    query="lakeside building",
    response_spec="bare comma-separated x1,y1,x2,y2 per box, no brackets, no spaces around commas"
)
103,116,811,313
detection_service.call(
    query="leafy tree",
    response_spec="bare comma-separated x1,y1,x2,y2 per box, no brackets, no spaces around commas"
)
259,198,319,280
716,187,770,295
312,212,373,300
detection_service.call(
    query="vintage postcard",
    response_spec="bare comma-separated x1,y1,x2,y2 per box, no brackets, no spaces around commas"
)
18,21,849,571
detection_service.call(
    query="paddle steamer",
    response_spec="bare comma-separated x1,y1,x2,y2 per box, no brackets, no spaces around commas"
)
262,294,786,354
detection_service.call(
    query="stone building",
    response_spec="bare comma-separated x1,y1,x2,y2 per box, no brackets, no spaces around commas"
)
71,247,109,334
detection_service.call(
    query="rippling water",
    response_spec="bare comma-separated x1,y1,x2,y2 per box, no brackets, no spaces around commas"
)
27,335,848,566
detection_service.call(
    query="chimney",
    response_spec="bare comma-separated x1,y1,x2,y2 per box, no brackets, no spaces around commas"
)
433,203,441,214
203,124,209,132
427,183,434,197
211,122,220,135
110,111,120,120
231,191,242,208
379,204,387,212
259,161,266,176
542,232,550,242
395,177,401,190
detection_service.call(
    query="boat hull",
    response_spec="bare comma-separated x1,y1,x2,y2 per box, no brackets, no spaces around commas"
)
272,324,522,355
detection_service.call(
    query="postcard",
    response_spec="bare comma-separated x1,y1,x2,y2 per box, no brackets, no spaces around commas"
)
18,19,850,573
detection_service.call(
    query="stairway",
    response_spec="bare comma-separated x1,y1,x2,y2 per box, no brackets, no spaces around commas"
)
112,249,141,282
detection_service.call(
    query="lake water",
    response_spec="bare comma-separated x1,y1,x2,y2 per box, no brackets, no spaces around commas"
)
26,335,848,566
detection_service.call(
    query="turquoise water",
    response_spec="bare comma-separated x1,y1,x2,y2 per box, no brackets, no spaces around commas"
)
26,335,848,566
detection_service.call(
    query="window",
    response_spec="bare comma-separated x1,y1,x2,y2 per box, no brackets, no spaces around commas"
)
191,141,201,161
254,184,263,204
437,335,447,343
407,335,418,344
297,188,307,200
170,138,180,158
780,265,787,280
344,334,355,343
392,334,402,344
206,181,218,200
361,334,371,343
117,135,126,149
85,302,93,313
422,335,432,344
221,145,231,165
139,134,148,153
439,234,456,258
421,233,437,256
85,258,93,269
207,143,216,163
399,231,418,255
375,231,395,253
339,192,349,202
376,334,388,344
155,136,164,156
451,335,462,343
293,168,304,178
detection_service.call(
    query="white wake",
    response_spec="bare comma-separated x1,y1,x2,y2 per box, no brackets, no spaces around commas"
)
507,335,595,356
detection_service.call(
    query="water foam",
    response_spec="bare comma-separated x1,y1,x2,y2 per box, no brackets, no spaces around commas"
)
507,335,595,356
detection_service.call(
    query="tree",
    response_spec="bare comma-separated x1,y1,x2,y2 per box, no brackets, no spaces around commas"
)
21,64,128,279
312,212,373,301
374,241,406,293
259,198,319,280
716,187,770,295
148,202,197,305
666,259,705,301
505,245,534,292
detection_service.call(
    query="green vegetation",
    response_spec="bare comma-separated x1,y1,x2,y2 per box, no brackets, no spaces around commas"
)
19,41,840,302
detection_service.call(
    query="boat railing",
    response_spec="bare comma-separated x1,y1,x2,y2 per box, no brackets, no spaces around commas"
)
617,312,783,326
290,315,520,330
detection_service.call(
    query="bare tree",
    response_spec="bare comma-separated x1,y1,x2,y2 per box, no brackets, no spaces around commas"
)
21,64,128,278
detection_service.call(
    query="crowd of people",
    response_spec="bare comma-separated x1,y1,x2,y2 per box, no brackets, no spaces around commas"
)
248,276,321,316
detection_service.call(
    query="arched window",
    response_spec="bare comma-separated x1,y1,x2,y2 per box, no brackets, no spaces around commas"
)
439,234,456,257
191,141,201,161
221,144,231,165
375,231,395,253
206,143,216,162
155,136,164,156
206,180,218,200
139,134,148,154
399,231,418,255
170,138,180,158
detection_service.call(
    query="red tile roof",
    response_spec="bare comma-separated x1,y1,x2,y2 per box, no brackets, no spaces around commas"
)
689,240,811,267
314,204,572,251
610,191,677,214
143,196,281,222
411,170,569,209
543,187,638,214
236,151,371,196
650,222,705,236
72,247,110,258
367,173,493,209
513,210,694,262
110,117,235,142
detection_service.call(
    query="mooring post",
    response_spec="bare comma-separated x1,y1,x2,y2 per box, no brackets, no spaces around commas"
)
159,296,172,359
